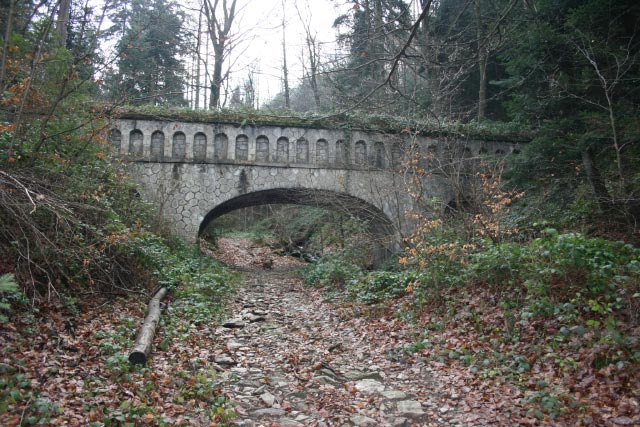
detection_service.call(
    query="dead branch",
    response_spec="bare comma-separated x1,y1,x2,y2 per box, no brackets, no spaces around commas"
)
129,287,168,365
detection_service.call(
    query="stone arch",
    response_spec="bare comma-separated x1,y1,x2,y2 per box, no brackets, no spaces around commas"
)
129,130,143,156
276,137,289,163
172,132,185,161
316,139,329,164
193,132,207,162
296,138,309,163
236,134,249,161
256,135,269,162
109,129,122,152
198,188,398,259
214,133,228,160
355,140,367,166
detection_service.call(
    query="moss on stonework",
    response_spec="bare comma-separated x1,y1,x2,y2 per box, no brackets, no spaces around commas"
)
110,105,533,143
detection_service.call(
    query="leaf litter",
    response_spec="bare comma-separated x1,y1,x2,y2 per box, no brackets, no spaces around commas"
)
1,237,638,426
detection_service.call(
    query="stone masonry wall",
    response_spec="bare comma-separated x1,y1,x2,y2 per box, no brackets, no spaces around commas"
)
111,119,519,245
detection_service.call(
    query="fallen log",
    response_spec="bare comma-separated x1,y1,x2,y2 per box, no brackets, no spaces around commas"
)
129,287,168,365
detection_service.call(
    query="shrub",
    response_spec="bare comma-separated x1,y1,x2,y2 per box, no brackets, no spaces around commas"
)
464,230,640,324
347,270,419,304
304,253,363,288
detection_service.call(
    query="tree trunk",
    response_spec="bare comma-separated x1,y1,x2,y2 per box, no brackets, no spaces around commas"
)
581,147,611,212
306,35,320,111
195,8,202,109
203,0,237,110
56,0,71,47
0,0,15,94
210,44,224,109
129,287,168,365
371,0,385,80
282,1,290,109
476,0,487,121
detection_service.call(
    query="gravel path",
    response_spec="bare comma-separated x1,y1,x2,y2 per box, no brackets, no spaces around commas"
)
209,269,469,427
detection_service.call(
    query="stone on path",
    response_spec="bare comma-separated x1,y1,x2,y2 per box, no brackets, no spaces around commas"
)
390,417,410,427
350,414,378,426
344,370,384,381
222,319,246,328
382,389,408,400
277,419,304,427
354,378,386,394
396,400,425,416
259,391,276,407
246,314,266,323
227,340,243,351
251,408,285,418
213,353,236,366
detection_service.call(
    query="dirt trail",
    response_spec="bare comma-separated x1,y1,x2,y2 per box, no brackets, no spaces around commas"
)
209,268,474,427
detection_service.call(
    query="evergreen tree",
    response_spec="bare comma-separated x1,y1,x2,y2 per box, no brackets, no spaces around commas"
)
104,0,187,106
330,0,412,110
500,0,640,226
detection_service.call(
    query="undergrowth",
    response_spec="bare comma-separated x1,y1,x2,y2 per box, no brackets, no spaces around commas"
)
318,229,640,424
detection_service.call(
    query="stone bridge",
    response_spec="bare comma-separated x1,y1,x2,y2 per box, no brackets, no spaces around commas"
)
109,115,521,256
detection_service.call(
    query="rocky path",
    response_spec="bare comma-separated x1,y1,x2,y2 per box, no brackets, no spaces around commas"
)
209,269,470,427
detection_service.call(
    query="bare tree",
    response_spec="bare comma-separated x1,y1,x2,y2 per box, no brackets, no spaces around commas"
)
295,0,321,111
281,0,290,109
202,0,238,109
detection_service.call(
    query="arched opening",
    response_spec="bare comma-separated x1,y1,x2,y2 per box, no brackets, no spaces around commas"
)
374,142,385,168
199,189,398,267
391,142,403,169
296,138,309,163
276,137,289,163
193,132,207,162
129,130,143,156
236,134,249,161
214,133,228,160
335,140,348,165
256,135,269,162
355,140,367,166
316,139,329,164
171,132,185,161
151,131,165,161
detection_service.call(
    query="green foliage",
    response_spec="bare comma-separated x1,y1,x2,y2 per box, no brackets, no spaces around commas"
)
0,362,63,424
171,367,235,421
115,106,531,143
304,253,363,288
469,230,640,302
499,0,640,227
0,274,20,322
347,271,417,304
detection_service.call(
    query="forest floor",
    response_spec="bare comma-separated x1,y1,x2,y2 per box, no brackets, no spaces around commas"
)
1,237,637,426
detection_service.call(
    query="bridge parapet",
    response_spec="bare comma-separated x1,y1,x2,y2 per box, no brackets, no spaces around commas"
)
109,119,520,171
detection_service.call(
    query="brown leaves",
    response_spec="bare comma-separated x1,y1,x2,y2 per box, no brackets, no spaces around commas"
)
208,237,305,270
